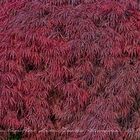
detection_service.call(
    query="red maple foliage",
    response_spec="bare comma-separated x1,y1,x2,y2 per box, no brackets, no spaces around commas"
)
0,0,140,140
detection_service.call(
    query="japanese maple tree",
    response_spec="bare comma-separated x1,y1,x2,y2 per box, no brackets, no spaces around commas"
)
0,0,140,140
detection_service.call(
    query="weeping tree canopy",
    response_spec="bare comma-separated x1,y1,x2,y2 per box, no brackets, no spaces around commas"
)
0,0,140,140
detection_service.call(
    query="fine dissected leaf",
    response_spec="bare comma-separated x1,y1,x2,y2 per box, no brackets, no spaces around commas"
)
0,0,140,140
